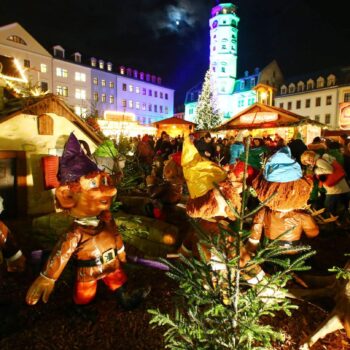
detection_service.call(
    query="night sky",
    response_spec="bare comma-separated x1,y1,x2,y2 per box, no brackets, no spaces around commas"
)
1,0,349,108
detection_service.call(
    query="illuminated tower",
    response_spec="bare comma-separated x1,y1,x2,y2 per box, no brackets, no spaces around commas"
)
209,2,240,118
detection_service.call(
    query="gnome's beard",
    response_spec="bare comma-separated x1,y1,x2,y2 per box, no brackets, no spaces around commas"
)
252,175,312,211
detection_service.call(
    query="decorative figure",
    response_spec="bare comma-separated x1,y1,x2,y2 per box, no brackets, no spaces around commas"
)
247,146,319,253
0,196,26,272
26,133,150,308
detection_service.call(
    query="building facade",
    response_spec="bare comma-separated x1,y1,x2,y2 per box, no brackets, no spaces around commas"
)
274,67,350,130
0,22,174,126
209,2,240,118
185,60,283,123
184,2,284,123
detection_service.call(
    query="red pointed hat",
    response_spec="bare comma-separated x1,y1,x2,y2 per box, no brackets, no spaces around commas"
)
58,133,99,183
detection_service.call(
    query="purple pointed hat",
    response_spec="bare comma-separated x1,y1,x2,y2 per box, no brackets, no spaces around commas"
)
58,133,99,183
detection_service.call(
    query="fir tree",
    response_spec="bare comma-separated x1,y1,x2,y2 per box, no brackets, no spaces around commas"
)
194,70,222,130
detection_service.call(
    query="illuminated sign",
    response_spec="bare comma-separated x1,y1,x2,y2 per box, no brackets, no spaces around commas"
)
239,112,278,124
339,102,350,130
104,110,136,122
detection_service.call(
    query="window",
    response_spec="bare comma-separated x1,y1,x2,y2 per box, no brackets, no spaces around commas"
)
121,99,127,107
24,59,30,68
165,93,168,100
221,67,226,73
287,102,292,110
189,108,193,115
316,77,325,88
7,35,26,45
154,105,157,112
101,93,106,102
135,101,140,109
142,103,146,111
307,80,314,90
101,79,106,87
297,82,304,92
56,67,68,78
316,97,321,107
140,72,144,80
240,80,245,90
135,86,140,94
250,78,255,87
40,81,48,92
129,85,133,92
279,103,284,109
165,106,168,114
75,89,86,100
160,92,163,99
93,77,98,85
56,85,68,97
160,106,163,113
107,63,112,71
142,88,146,95
315,115,320,122
93,92,99,102
40,64,47,73
296,100,301,109
109,95,114,104
305,99,311,108
128,100,133,108
99,60,104,69
325,114,331,124
109,81,114,88
75,72,86,82
281,86,287,94
326,95,332,105
288,84,295,93
120,66,125,75
222,45,227,49
327,75,336,87
148,104,152,111
149,89,152,96
155,91,158,98
122,83,127,91
238,100,244,107
74,106,87,117
344,92,350,102
91,58,97,67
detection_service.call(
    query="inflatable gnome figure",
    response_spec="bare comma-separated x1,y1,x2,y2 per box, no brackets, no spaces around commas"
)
26,133,150,308
246,146,319,254
0,196,26,272
180,135,267,304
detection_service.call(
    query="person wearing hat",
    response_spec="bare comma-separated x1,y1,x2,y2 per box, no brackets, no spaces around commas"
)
301,150,350,228
246,146,319,253
26,133,150,308
0,196,26,272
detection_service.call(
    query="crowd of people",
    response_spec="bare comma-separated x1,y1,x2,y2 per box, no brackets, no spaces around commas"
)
133,130,350,229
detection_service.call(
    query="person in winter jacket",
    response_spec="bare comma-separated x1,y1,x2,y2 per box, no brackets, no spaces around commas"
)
301,150,350,227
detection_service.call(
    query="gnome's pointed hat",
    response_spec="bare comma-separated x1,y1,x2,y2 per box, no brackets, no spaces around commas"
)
58,133,99,183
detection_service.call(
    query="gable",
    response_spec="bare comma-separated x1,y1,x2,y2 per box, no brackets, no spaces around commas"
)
0,23,52,57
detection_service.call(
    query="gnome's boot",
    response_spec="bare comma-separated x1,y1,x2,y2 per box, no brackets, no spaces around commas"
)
115,285,151,310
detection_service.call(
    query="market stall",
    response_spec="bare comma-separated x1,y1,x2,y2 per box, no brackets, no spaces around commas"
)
215,102,324,145
153,116,196,138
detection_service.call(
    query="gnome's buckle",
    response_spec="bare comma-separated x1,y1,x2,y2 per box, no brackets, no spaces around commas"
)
102,248,116,264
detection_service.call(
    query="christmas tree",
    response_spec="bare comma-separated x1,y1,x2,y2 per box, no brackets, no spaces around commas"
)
194,70,222,130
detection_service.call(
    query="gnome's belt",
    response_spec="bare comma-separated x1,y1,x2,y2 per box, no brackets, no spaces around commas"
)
267,240,300,249
76,248,117,267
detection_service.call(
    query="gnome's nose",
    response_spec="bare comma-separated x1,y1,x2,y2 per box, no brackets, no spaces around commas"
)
102,185,117,197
